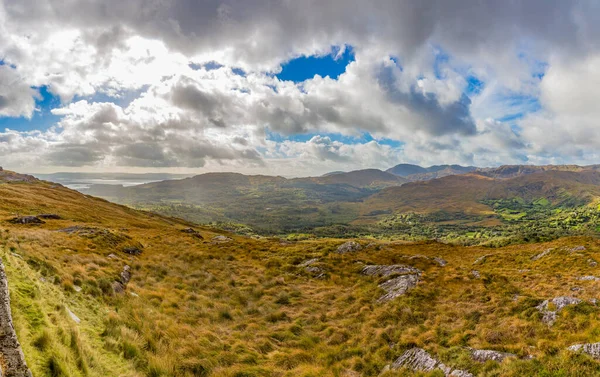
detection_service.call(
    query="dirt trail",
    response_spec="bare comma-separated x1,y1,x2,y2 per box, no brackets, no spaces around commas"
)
0,259,32,377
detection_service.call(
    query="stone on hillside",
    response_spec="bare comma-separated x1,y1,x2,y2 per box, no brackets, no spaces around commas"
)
362,264,421,277
299,258,319,267
568,245,586,252
212,235,232,243
390,348,473,377
470,270,481,279
107,253,118,259
112,281,125,294
37,214,61,220
9,216,44,225
66,307,81,324
470,349,516,363
588,259,598,267
120,265,132,285
336,241,362,253
73,285,82,293
473,254,492,265
536,296,582,326
567,343,600,359
378,274,419,302
181,228,204,239
123,247,143,255
531,248,553,261
434,257,448,267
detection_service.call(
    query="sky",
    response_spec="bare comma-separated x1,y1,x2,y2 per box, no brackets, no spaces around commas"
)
1,1,600,176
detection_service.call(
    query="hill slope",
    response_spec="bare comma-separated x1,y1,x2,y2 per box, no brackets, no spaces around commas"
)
4,170,600,376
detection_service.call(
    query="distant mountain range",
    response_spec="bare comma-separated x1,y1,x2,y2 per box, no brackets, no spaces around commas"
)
75,163,600,236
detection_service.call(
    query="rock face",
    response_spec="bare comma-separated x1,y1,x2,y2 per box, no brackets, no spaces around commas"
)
536,296,582,326
0,259,33,377
378,275,420,302
361,264,421,277
9,216,44,225
391,348,473,377
567,343,600,359
361,264,422,302
336,241,362,253
113,265,132,294
470,349,516,363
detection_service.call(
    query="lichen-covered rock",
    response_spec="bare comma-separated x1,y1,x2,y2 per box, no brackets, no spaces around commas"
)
0,259,33,376
568,343,600,359
536,296,582,326
470,270,481,279
588,259,598,267
531,248,553,261
568,245,586,252
336,241,362,253
9,216,44,225
470,349,516,363
378,274,419,302
434,257,448,267
361,264,421,277
391,348,473,377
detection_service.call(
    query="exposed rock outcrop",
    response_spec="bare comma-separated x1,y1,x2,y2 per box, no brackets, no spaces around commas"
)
536,296,582,326
181,228,204,239
0,259,33,376
336,241,362,253
113,265,132,294
470,348,516,363
361,264,422,302
378,275,419,302
299,259,326,279
389,348,473,377
577,276,599,281
567,343,600,359
470,270,481,279
36,214,61,220
123,247,143,256
473,254,492,265
212,235,232,243
9,216,44,225
434,257,448,267
531,248,553,261
361,264,421,277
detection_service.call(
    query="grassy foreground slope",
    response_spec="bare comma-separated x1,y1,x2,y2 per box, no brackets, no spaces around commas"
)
4,171,600,376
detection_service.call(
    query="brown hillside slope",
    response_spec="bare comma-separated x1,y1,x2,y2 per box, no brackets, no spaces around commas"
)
5,170,600,376
361,170,600,218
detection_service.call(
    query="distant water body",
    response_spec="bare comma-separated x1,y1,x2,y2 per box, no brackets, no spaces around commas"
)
32,173,191,191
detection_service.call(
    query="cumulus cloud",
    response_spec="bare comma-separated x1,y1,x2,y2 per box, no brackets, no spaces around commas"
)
2,0,600,172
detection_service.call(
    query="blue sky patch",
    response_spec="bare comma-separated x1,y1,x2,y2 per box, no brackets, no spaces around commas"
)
276,45,355,83
265,129,403,149
465,75,485,96
0,86,61,132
